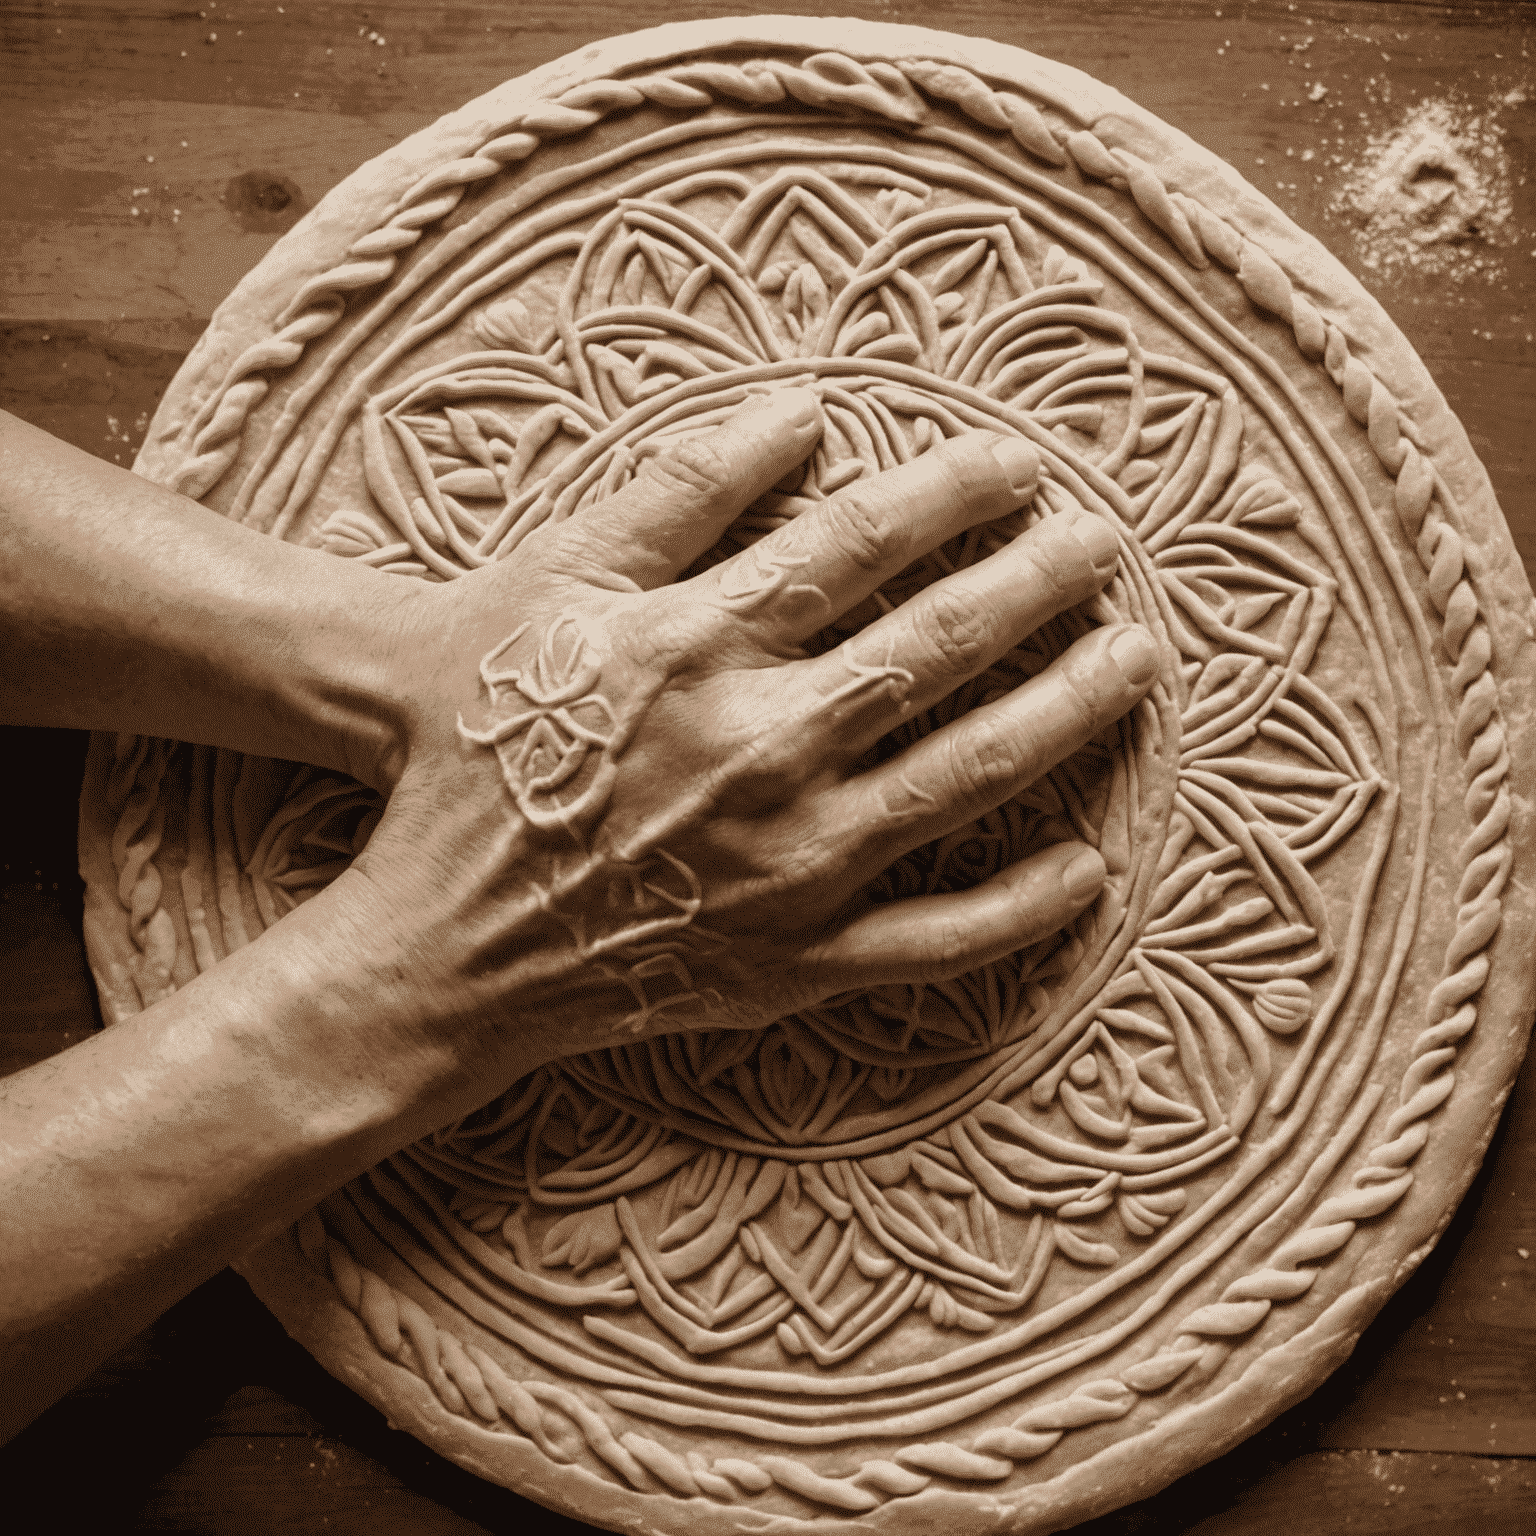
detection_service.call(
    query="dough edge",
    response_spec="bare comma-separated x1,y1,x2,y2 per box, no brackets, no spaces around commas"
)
237,1226,1379,1536
133,14,1536,714
112,15,1533,1530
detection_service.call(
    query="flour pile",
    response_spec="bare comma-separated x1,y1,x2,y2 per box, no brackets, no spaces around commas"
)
1328,92,1524,284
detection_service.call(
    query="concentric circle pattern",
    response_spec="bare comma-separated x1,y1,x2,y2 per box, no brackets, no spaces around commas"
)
79,21,1535,1535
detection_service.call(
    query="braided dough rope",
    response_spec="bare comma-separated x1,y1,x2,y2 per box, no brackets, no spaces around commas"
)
91,47,1509,1511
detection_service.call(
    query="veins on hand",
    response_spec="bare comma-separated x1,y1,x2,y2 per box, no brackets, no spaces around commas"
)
539,850,730,1035
718,542,832,622
459,612,726,1034
598,945,728,1034
805,635,916,728
457,614,625,841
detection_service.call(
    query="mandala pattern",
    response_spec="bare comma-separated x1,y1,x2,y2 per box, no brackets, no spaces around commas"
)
84,38,1520,1531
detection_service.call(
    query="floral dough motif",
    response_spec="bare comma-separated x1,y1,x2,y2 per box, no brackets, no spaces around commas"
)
93,43,1516,1527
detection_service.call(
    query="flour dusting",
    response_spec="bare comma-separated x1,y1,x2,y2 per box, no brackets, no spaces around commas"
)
1328,92,1524,284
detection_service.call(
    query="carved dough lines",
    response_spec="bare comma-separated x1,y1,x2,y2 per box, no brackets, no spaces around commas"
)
101,734,178,1009
100,36,1518,1522
232,59,1509,1258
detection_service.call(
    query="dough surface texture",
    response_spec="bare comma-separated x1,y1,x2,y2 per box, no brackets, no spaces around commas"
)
78,17,1536,1534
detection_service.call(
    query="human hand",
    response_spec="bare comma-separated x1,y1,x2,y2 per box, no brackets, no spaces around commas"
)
0,391,1159,1425
308,387,1159,1107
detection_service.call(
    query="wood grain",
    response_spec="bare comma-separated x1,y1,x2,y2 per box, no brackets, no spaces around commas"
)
2,1,1532,1530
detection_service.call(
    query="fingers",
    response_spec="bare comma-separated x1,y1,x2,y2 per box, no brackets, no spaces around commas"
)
802,841,1106,990
691,432,1040,650
831,623,1159,864
563,389,823,589
794,509,1120,750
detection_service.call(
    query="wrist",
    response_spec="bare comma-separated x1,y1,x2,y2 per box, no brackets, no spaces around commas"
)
243,866,545,1148
263,562,419,794
0,878,473,1431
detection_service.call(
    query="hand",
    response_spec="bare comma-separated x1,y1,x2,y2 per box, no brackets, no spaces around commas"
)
0,391,1158,1431
315,387,1159,1105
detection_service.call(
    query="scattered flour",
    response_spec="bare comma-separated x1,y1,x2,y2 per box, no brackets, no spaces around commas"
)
1327,91,1525,284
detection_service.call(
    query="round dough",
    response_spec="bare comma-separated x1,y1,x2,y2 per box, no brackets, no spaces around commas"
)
79,17,1536,1534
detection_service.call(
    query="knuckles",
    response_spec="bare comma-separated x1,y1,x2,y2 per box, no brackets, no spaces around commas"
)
714,729,816,813
916,914,973,981
643,434,733,505
820,488,906,573
948,712,1028,803
611,597,706,676
911,582,993,675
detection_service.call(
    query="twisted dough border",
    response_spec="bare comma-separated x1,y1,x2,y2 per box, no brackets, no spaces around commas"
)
106,47,1513,1509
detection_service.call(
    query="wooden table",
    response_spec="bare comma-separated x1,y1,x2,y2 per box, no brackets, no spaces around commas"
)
3,2,1533,1530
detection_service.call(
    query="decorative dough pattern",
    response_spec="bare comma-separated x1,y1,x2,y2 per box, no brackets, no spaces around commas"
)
79,24,1531,1534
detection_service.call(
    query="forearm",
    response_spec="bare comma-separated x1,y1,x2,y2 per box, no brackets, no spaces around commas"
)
0,410,409,784
0,889,526,1444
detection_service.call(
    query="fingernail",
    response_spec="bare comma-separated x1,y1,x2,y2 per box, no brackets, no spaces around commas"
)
1062,846,1106,903
1067,514,1119,577
771,387,819,428
989,436,1040,497
1108,626,1159,687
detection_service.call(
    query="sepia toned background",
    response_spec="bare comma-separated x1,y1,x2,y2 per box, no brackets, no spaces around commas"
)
1,2,1532,1530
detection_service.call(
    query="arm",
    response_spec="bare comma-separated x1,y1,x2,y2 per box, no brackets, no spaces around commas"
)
0,409,407,786
0,391,1158,1440
0,894,471,1443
